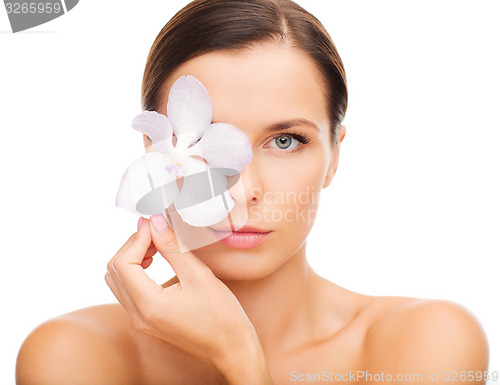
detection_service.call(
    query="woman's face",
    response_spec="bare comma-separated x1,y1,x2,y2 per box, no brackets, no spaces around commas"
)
149,43,344,280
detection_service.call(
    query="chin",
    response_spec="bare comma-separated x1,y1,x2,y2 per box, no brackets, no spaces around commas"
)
192,247,283,281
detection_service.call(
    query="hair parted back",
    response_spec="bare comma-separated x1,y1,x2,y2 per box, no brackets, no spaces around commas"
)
141,0,348,146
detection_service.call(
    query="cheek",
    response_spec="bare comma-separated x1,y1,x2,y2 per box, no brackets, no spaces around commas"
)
262,149,328,196
254,152,327,229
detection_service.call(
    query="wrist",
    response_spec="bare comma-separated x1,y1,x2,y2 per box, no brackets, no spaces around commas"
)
214,328,273,385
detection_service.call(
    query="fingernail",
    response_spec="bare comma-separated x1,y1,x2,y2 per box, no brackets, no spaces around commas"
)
137,216,144,231
150,214,168,233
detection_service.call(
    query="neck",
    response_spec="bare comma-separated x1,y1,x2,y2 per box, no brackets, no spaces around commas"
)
220,242,324,356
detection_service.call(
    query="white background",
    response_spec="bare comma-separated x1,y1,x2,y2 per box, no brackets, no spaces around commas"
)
1,1,499,384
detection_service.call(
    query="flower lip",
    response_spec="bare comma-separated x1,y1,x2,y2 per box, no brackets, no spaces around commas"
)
209,225,272,234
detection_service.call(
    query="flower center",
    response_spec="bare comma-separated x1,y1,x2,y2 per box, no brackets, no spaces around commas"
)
164,150,185,177
172,151,184,166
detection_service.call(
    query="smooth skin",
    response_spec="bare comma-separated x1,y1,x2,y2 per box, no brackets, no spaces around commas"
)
16,44,489,385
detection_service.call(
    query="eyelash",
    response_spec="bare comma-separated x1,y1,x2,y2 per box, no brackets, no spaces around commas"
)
267,131,311,151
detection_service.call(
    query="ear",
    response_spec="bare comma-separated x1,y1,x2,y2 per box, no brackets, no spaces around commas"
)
323,125,346,189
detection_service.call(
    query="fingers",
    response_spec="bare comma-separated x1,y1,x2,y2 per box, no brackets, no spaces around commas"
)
113,219,154,265
104,272,120,302
109,219,164,308
105,267,143,322
148,213,213,285
141,243,157,269
107,241,155,301
141,256,153,269
105,219,163,324
105,212,214,334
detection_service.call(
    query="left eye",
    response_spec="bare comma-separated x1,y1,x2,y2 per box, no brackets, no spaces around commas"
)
267,135,300,150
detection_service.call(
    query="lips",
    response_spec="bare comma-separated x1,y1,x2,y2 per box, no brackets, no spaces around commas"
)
208,226,272,249
209,225,271,233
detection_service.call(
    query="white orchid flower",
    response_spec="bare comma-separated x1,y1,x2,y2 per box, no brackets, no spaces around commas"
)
115,75,253,227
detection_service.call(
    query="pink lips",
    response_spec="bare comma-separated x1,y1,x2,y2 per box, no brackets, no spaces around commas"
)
209,226,272,249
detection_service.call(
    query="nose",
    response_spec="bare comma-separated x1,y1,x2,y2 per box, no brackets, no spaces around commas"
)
228,159,263,207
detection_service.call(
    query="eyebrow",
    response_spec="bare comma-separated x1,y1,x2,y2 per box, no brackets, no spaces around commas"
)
263,118,320,132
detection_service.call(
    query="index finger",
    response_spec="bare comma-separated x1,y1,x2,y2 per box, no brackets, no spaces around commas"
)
111,219,164,305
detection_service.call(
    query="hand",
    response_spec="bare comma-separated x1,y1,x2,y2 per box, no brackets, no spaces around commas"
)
105,214,271,383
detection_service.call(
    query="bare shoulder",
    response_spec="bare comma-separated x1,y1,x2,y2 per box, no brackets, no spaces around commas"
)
362,296,489,379
16,303,141,385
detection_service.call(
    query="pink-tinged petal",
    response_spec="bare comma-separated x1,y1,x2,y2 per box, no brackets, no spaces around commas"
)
115,152,179,216
186,123,253,174
167,75,212,142
132,111,174,154
173,157,235,227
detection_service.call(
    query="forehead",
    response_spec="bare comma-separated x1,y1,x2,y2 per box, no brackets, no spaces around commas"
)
158,44,329,133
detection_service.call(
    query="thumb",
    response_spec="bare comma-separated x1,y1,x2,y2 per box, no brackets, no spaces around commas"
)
147,213,212,284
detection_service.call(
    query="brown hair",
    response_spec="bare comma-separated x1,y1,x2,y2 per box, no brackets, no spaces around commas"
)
141,0,348,146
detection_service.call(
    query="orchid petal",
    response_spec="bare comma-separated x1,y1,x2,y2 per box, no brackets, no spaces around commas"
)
186,123,253,175
173,157,234,227
167,76,212,144
115,152,179,216
132,111,174,154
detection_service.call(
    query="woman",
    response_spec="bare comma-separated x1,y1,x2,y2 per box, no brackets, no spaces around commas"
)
16,0,489,384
